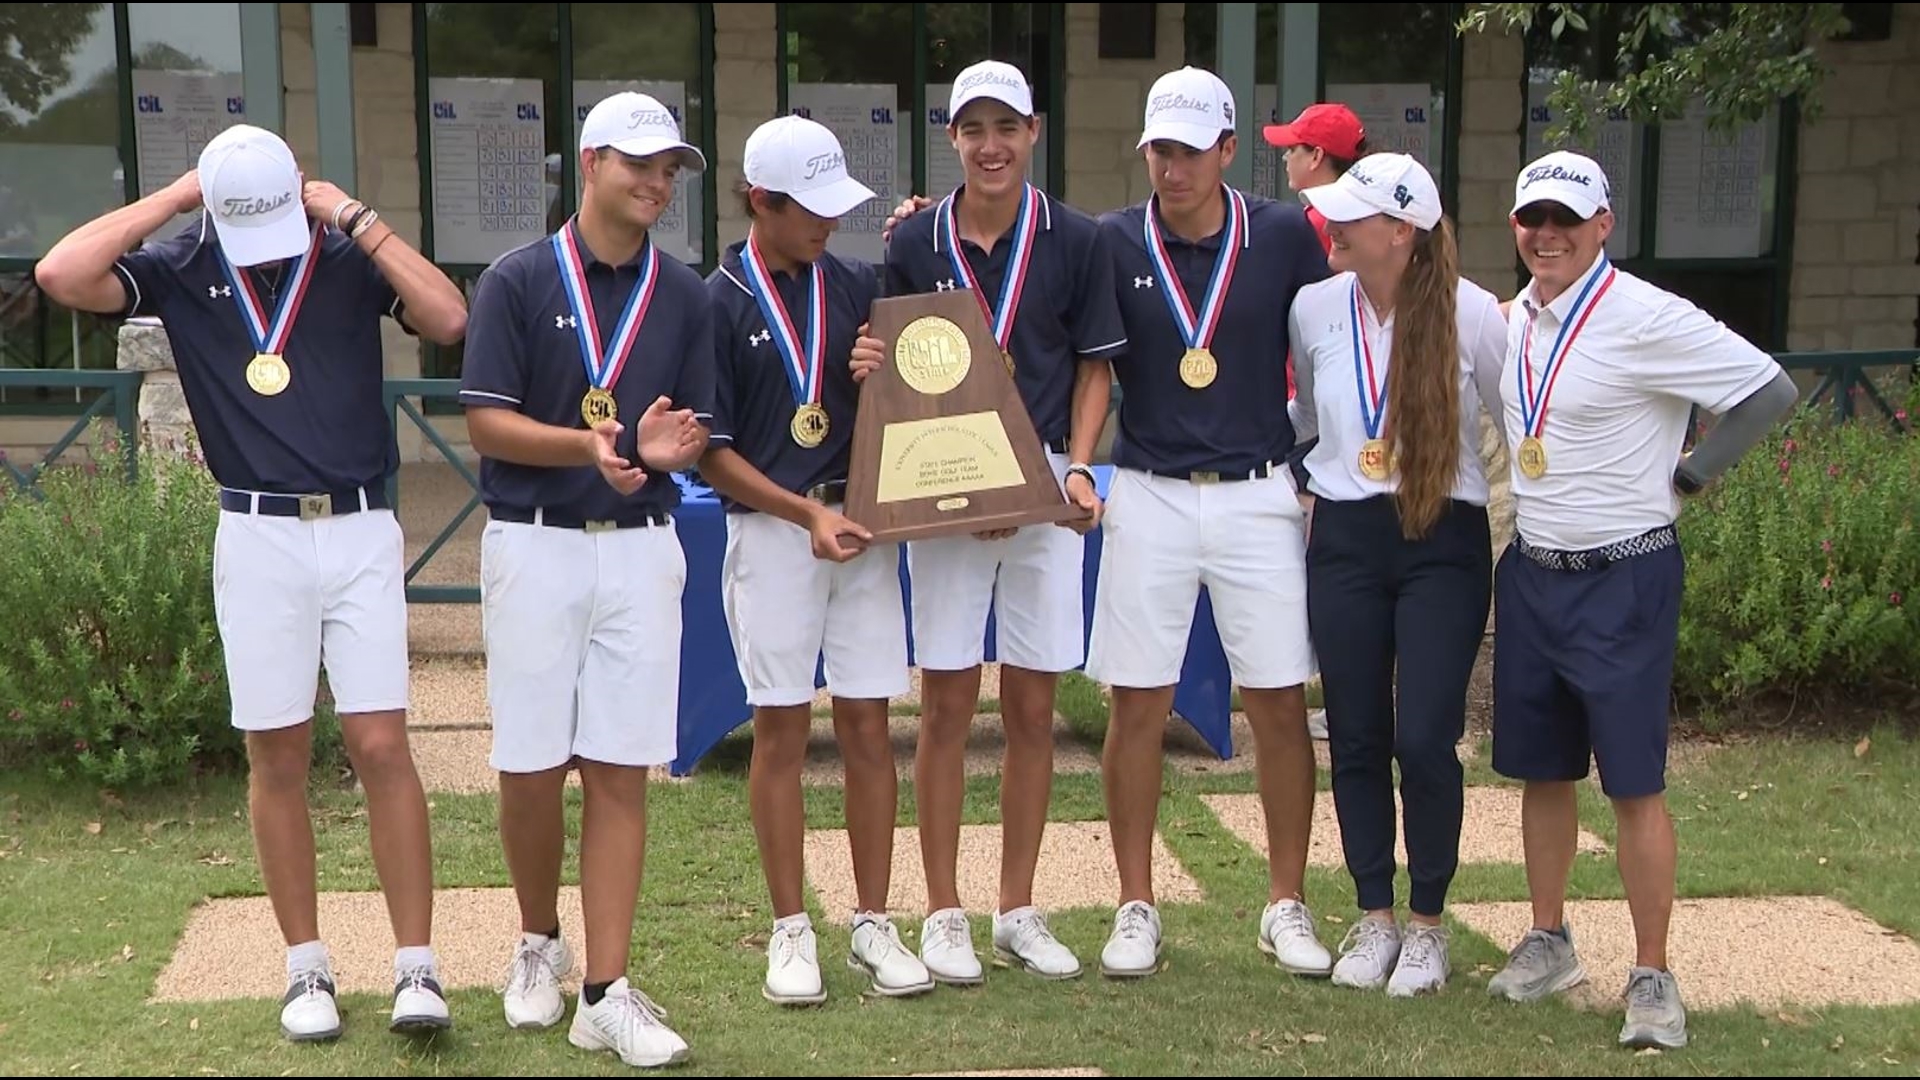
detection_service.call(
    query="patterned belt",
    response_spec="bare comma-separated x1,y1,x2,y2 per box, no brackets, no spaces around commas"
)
1517,525,1677,572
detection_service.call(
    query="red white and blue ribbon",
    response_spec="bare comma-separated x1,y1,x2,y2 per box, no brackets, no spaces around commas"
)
739,232,825,408
1517,255,1616,439
1142,184,1247,352
218,222,322,355
1350,279,1387,441
937,182,1040,354
551,220,658,394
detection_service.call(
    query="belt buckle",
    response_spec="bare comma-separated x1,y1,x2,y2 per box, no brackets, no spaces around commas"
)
1191,471,1220,484
298,494,332,521
806,484,828,503
584,519,616,534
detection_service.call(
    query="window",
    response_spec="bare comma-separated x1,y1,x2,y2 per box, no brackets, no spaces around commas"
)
415,3,711,379
128,2,248,245
0,2,126,265
778,3,1056,264
1184,4,1461,207
1520,10,1790,347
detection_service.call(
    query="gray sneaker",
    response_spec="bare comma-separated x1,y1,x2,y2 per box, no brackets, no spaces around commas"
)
1618,967,1689,1049
1487,925,1587,1002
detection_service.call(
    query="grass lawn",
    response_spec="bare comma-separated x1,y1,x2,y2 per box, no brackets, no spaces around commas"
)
3,694,1918,1077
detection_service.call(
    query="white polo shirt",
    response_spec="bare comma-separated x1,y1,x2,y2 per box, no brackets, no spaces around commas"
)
1500,254,1783,552
1287,272,1508,506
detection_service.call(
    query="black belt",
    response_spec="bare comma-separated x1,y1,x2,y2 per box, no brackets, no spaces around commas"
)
1517,525,1677,572
1043,435,1068,455
1143,459,1284,484
491,506,671,532
805,479,848,504
219,486,389,520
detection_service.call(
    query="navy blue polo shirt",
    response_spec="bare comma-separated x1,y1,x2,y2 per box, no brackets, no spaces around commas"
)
110,216,408,494
885,186,1127,447
704,241,878,512
459,218,715,521
1098,189,1329,476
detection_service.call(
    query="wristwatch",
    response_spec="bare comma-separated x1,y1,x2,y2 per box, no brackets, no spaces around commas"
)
1065,462,1096,487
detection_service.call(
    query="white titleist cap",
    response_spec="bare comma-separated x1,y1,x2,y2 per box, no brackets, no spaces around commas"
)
948,60,1035,122
1512,149,1610,219
1138,66,1236,151
198,124,308,267
579,91,707,172
743,115,876,218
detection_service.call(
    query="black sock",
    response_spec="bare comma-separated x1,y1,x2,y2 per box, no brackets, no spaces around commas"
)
584,980,612,1006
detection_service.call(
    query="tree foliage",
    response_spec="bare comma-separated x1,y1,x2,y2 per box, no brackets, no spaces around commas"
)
0,2,104,129
1460,3,1854,147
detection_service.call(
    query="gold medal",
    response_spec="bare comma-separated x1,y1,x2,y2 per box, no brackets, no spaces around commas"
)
1179,347,1217,389
246,352,290,396
1517,436,1548,480
1358,438,1392,481
1002,349,1016,378
791,403,829,448
581,387,618,427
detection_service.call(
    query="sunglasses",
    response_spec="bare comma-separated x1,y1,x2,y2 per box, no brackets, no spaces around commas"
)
1514,203,1590,229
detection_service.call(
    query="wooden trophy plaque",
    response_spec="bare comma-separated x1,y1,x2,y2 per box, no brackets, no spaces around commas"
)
843,289,1088,544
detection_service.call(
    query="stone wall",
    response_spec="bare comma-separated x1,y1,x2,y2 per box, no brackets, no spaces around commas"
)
1062,2,1188,212
1787,5,1920,352
712,4,779,252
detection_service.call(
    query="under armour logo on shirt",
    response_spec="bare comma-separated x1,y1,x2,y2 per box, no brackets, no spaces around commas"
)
555,314,577,329
934,278,958,291
749,329,771,347
207,285,232,298
1134,276,1154,289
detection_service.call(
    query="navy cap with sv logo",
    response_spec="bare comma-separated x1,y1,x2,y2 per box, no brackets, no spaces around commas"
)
1512,149,1611,219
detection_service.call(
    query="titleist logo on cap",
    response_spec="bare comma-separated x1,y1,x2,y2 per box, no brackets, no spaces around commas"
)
222,191,294,217
802,151,844,180
1524,163,1593,189
627,108,675,130
1148,92,1212,117
958,69,1023,92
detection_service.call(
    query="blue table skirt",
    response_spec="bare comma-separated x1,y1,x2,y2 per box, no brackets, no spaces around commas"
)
669,465,1235,775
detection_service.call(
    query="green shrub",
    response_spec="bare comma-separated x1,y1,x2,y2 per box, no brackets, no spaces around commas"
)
0,425,349,787
1675,404,1920,706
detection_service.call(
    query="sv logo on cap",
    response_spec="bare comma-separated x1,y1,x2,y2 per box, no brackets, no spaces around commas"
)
1393,184,1413,209
221,191,294,218
802,152,844,181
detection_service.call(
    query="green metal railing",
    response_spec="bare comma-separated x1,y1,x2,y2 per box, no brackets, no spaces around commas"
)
0,369,144,497
1774,349,1916,432
381,378,479,603
2,350,1914,603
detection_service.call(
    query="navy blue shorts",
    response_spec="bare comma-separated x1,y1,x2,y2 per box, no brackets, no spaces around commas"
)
1491,529,1685,799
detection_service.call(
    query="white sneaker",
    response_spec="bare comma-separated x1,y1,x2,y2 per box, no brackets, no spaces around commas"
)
1258,899,1334,976
763,921,826,1006
503,933,572,1030
280,966,343,1042
919,908,983,986
992,907,1082,980
567,977,689,1068
850,916,936,996
391,964,453,1033
1098,900,1162,978
1387,922,1450,997
1331,917,1402,990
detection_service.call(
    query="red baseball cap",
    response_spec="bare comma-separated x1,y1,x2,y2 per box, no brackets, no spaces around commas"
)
1262,102,1365,159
